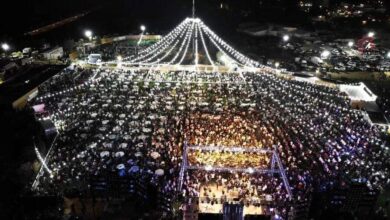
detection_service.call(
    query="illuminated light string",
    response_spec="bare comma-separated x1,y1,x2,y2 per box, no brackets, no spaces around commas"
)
136,29,184,64
200,21,256,67
116,17,291,72
134,23,189,64
199,20,274,69
178,20,195,65
129,24,186,63
35,145,53,177
120,18,246,66
125,20,187,61
138,22,190,64
33,113,118,189
204,25,255,66
128,20,190,62
38,105,79,131
43,92,154,133
198,21,214,66
150,23,191,65
138,19,189,55
199,22,244,64
125,25,180,62
168,20,194,65
31,134,59,190
199,22,242,67
37,76,102,101
168,22,192,65
150,35,183,64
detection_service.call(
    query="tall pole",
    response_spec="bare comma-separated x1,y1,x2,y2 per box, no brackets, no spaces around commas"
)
192,0,195,18
192,0,196,65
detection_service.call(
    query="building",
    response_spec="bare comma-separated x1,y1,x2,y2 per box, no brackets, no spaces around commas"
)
339,82,378,109
42,47,64,60
87,54,102,65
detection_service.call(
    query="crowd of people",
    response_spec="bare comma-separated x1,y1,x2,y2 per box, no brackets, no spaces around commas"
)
186,112,274,148
83,41,148,61
188,151,270,169
30,66,390,217
183,170,288,215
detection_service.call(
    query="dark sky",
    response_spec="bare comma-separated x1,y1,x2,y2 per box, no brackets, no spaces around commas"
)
0,0,308,49
0,0,114,35
0,0,301,36
0,0,200,36
1,0,389,48
0,0,194,47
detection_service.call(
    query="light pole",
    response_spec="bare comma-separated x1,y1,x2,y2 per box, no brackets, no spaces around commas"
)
282,35,289,60
1,43,10,52
84,30,93,40
117,55,123,67
282,35,290,43
83,30,93,56
140,25,146,32
321,50,330,59
136,25,146,57
1,43,10,57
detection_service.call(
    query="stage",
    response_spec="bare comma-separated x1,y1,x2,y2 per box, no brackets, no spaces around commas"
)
198,184,264,216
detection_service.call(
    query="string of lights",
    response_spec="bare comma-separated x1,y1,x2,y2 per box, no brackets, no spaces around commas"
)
198,22,240,66
167,20,193,65
198,21,214,66
150,23,191,64
178,20,195,65
37,76,102,101
200,21,255,67
138,19,188,55
145,21,191,64
127,20,189,62
35,145,53,177
115,17,284,71
137,24,188,64
130,25,184,63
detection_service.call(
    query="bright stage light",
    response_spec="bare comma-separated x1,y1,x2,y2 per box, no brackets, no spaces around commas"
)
348,41,354,47
368,32,375,38
140,25,146,32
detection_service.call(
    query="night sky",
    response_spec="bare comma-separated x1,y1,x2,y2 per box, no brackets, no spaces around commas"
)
0,0,389,52
0,0,304,48
1,0,389,43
